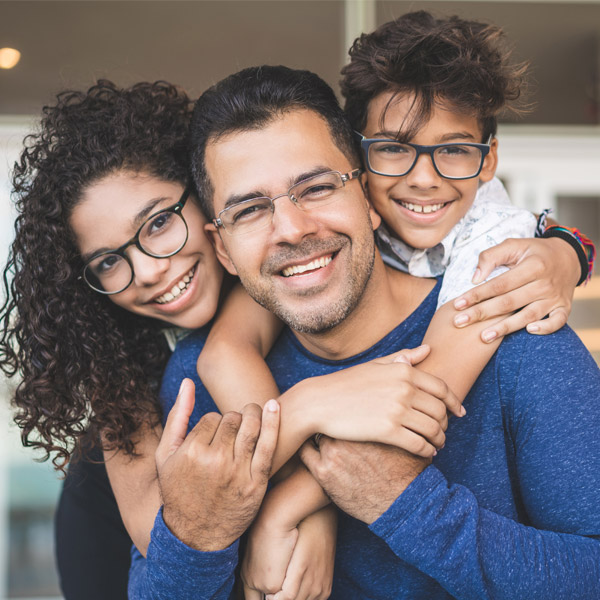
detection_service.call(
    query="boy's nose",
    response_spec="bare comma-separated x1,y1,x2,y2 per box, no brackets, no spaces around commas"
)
405,154,442,189
130,249,171,287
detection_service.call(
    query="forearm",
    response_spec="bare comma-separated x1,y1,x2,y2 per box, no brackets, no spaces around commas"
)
259,464,330,529
104,425,163,556
128,509,237,600
371,466,600,599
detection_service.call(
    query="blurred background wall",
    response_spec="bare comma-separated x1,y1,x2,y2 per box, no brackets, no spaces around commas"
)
0,1,598,597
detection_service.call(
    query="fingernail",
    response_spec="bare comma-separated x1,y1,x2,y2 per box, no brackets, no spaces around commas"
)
454,298,467,309
265,399,279,412
527,324,540,333
454,314,469,327
482,330,497,343
472,268,482,283
178,378,189,395
433,449,437,456
460,406,467,417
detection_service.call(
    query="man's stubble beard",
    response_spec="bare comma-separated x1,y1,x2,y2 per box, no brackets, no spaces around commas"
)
241,232,377,335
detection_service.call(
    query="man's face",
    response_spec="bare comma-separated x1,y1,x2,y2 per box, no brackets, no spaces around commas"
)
204,109,381,334
363,92,498,250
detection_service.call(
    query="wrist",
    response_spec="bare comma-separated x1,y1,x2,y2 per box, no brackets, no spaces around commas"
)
542,225,596,286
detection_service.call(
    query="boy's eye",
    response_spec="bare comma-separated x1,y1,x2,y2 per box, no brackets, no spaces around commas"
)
373,143,410,155
437,145,471,157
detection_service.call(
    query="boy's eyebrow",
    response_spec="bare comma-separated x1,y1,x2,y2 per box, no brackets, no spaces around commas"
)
371,130,478,143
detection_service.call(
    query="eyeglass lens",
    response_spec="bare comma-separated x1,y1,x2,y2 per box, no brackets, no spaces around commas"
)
84,209,188,293
368,142,484,178
221,171,346,235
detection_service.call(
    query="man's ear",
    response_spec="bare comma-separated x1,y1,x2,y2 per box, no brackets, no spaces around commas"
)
360,173,382,230
204,222,238,276
479,137,499,183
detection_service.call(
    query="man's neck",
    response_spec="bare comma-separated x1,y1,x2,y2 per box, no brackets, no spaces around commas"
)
292,254,436,360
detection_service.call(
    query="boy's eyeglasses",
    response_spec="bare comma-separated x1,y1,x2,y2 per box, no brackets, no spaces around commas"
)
357,133,492,180
213,169,363,236
81,185,191,295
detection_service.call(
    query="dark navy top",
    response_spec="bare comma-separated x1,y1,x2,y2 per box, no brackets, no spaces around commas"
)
129,279,600,599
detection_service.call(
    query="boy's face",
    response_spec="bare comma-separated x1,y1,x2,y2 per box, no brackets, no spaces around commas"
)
363,91,498,250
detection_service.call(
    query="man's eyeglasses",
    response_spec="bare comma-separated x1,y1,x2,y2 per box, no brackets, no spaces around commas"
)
357,133,492,180
213,169,363,236
81,185,191,295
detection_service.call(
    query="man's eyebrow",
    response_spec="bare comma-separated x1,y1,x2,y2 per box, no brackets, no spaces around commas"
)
222,166,333,209
81,196,170,263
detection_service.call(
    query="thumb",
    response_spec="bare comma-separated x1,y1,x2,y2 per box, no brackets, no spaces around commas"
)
155,378,195,468
390,344,430,366
298,439,321,474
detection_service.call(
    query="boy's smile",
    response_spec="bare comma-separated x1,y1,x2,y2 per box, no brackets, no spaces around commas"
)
363,92,498,250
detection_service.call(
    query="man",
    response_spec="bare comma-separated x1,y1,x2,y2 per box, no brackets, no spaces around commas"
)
129,66,600,599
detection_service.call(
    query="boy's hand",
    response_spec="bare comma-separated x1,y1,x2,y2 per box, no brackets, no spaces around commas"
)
453,237,578,341
303,344,463,458
242,506,336,600
241,510,299,597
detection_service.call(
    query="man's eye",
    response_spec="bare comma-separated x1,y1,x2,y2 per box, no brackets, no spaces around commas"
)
231,203,269,223
300,184,336,200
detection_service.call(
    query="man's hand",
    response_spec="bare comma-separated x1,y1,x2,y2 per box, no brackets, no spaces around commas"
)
300,436,429,524
155,378,280,551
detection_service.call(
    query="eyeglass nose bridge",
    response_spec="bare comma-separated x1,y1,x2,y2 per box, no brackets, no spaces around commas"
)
405,145,443,178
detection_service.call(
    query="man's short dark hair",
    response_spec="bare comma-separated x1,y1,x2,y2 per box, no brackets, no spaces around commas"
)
341,11,529,141
190,65,361,217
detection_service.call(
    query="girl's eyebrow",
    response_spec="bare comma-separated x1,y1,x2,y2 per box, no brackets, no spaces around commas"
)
81,196,171,262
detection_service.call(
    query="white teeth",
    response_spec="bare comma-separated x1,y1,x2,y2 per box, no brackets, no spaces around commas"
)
282,255,332,277
401,201,445,214
154,267,196,304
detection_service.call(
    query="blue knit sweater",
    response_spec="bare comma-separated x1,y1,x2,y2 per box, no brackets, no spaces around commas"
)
129,279,600,599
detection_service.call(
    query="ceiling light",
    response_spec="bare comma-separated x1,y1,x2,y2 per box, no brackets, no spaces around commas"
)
0,48,21,69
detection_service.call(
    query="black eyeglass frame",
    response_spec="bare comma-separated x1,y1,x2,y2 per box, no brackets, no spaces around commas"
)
80,184,192,295
356,132,492,181
212,168,364,234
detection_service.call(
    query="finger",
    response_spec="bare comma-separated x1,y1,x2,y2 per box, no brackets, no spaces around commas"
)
155,379,196,467
243,582,264,600
526,306,568,335
472,238,525,283
234,403,263,465
454,265,533,311
211,410,243,456
250,399,280,483
379,344,431,365
478,299,558,342
408,368,464,418
454,281,547,328
298,440,321,473
400,407,446,450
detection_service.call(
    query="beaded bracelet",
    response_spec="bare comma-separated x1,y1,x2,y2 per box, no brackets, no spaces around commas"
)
542,225,596,286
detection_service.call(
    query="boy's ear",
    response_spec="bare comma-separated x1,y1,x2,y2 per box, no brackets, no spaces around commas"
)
479,137,499,183
360,174,382,230
204,222,239,276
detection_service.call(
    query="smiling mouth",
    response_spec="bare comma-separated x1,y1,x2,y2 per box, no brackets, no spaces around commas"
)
154,265,196,304
399,201,447,214
281,254,333,277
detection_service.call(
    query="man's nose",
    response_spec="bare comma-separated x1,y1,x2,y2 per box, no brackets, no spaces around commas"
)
130,249,171,287
269,196,319,245
404,153,442,190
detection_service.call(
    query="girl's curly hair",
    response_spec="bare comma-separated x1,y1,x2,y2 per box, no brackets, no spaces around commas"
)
341,11,530,140
0,80,194,471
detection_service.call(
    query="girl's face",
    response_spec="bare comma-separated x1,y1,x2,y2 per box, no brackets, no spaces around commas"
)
70,171,224,329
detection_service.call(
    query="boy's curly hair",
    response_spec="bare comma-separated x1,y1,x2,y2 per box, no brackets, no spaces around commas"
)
341,11,529,140
0,80,194,471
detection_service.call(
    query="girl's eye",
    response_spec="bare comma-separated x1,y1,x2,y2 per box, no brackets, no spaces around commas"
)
93,254,123,275
147,211,174,234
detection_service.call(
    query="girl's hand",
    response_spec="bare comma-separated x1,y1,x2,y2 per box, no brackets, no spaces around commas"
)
301,345,463,458
453,237,579,342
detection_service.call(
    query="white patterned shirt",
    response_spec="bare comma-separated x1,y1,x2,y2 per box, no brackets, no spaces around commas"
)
376,177,537,308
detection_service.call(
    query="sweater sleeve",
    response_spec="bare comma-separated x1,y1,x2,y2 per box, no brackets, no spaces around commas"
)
369,328,600,599
127,509,238,599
